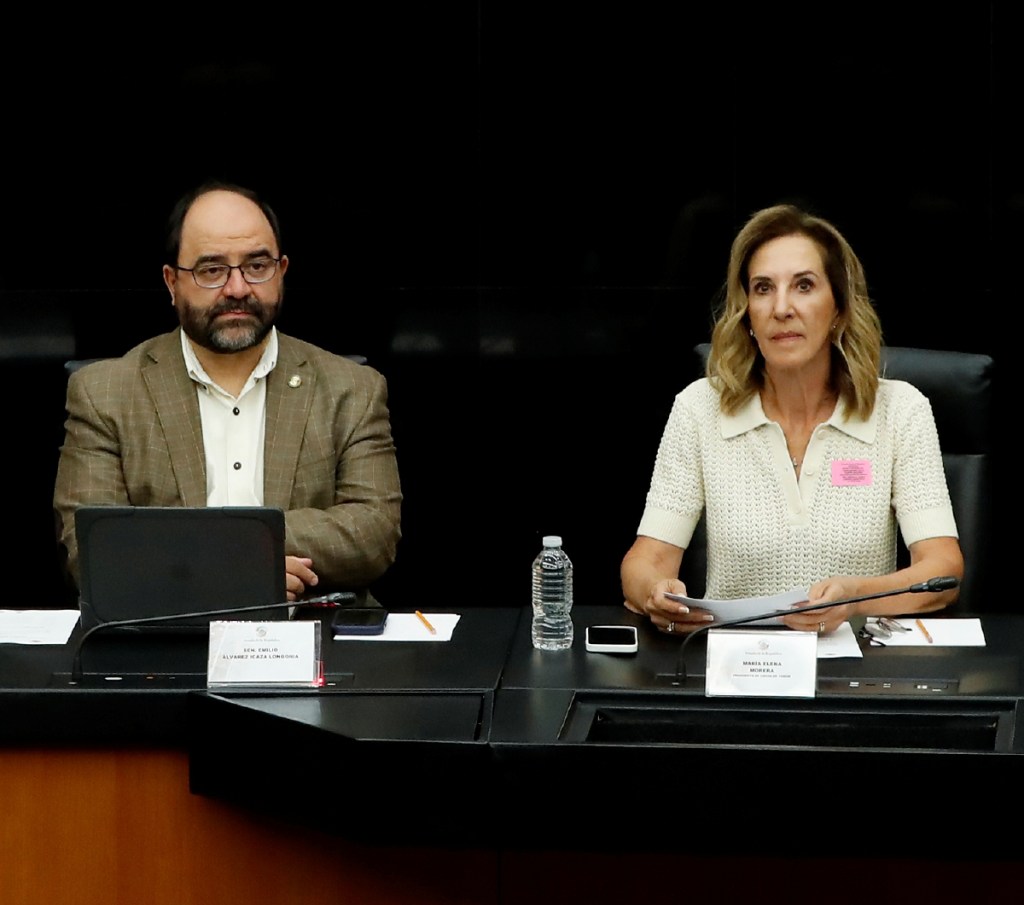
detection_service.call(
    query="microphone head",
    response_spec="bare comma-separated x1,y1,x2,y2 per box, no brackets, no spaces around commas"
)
908,576,961,593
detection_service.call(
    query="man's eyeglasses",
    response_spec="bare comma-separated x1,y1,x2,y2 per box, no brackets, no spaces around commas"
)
176,257,282,289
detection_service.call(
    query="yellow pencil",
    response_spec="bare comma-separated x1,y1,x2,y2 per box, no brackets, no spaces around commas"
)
415,610,437,635
915,618,934,644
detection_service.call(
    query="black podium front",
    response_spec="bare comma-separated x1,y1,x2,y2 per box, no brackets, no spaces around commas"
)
491,606,1024,859
179,606,1024,859
187,607,519,841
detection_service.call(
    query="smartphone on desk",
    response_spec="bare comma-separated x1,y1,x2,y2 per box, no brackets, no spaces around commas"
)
585,625,638,654
331,607,388,636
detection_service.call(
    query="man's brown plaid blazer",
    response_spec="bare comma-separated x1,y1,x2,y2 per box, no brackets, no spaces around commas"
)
53,329,402,594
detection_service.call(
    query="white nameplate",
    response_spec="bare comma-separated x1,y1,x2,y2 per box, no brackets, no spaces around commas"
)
207,620,322,688
705,628,817,698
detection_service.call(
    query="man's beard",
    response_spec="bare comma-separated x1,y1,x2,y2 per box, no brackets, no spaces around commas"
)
175,290,282,353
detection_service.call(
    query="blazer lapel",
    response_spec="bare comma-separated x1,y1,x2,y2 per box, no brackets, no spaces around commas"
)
141,331,209,507
263,335,315,510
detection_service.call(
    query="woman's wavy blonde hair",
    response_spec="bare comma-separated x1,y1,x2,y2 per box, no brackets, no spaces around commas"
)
708,204,882,419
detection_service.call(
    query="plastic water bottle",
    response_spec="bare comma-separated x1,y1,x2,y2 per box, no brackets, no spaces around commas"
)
531,536,574,650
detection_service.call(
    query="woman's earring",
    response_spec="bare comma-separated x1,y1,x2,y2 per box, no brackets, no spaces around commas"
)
749,328,755,337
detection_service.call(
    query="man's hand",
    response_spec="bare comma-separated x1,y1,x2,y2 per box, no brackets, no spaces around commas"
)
285,556,319,601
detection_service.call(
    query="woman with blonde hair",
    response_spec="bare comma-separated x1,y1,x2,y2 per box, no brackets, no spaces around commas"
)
621,204,963,634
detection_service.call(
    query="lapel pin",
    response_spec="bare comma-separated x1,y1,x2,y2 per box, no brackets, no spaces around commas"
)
288,375,302,388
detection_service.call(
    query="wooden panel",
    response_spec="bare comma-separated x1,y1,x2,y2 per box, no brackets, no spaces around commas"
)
0,749,497,905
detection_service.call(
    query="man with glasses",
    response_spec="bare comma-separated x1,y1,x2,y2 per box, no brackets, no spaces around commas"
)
53,181,402,602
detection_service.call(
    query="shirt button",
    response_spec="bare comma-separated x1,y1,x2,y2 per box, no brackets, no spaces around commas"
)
233,462,242,470
232,407,240,415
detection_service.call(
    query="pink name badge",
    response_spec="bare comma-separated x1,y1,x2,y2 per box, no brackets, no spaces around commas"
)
832,459,872,486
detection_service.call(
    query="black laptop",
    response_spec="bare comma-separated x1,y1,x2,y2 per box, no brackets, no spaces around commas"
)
75,506,288,631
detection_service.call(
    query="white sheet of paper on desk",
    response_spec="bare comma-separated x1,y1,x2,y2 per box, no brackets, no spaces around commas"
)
665,587,809,626
865,617,986,647
0,609,80,644
335,612,460,641
817,621,863,658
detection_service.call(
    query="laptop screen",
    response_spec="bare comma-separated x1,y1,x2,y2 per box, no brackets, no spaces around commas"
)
75,506,288,630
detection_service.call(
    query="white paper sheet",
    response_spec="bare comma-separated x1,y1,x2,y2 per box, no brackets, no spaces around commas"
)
664,587,809,626
863,617,986,647
0,610,79,644
816,621,863,658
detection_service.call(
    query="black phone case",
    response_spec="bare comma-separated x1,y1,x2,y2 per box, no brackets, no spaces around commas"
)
331,608,388,635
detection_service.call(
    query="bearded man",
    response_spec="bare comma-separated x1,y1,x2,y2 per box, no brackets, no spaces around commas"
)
54,182,402,602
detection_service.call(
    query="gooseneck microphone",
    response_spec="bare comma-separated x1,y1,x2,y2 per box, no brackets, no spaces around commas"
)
69,591,354,683
907,577,961,593
670,576,960,685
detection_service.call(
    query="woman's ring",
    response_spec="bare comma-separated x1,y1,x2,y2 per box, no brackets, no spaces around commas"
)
818,621,826,634
666,621,675,633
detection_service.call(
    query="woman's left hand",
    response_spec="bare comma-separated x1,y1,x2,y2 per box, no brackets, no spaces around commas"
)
781,577,857,634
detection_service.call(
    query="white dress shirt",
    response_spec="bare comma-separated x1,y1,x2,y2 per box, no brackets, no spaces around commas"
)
180,328,279,506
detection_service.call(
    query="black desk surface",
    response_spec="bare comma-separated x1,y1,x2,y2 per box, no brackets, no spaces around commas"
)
3,604,1022,743
495,605,1024,739
501,605,1022,694
3,604,1024,855
0,607,520,744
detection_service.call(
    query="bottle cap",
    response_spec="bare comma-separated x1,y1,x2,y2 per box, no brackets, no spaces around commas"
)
542,536,562,547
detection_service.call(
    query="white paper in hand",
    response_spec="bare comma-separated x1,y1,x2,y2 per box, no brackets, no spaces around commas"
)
663,587,809,626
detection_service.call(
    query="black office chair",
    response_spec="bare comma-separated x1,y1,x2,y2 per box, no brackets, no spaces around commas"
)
687,343,995,611
63,358,106,375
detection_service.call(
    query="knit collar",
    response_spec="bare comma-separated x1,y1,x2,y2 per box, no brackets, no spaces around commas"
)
721,387,877,444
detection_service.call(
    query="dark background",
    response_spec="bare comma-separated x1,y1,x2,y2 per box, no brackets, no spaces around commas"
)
3,6,1010,611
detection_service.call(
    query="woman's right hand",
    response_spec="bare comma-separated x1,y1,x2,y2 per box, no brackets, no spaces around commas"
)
621,537,713,634
627,578,715,635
